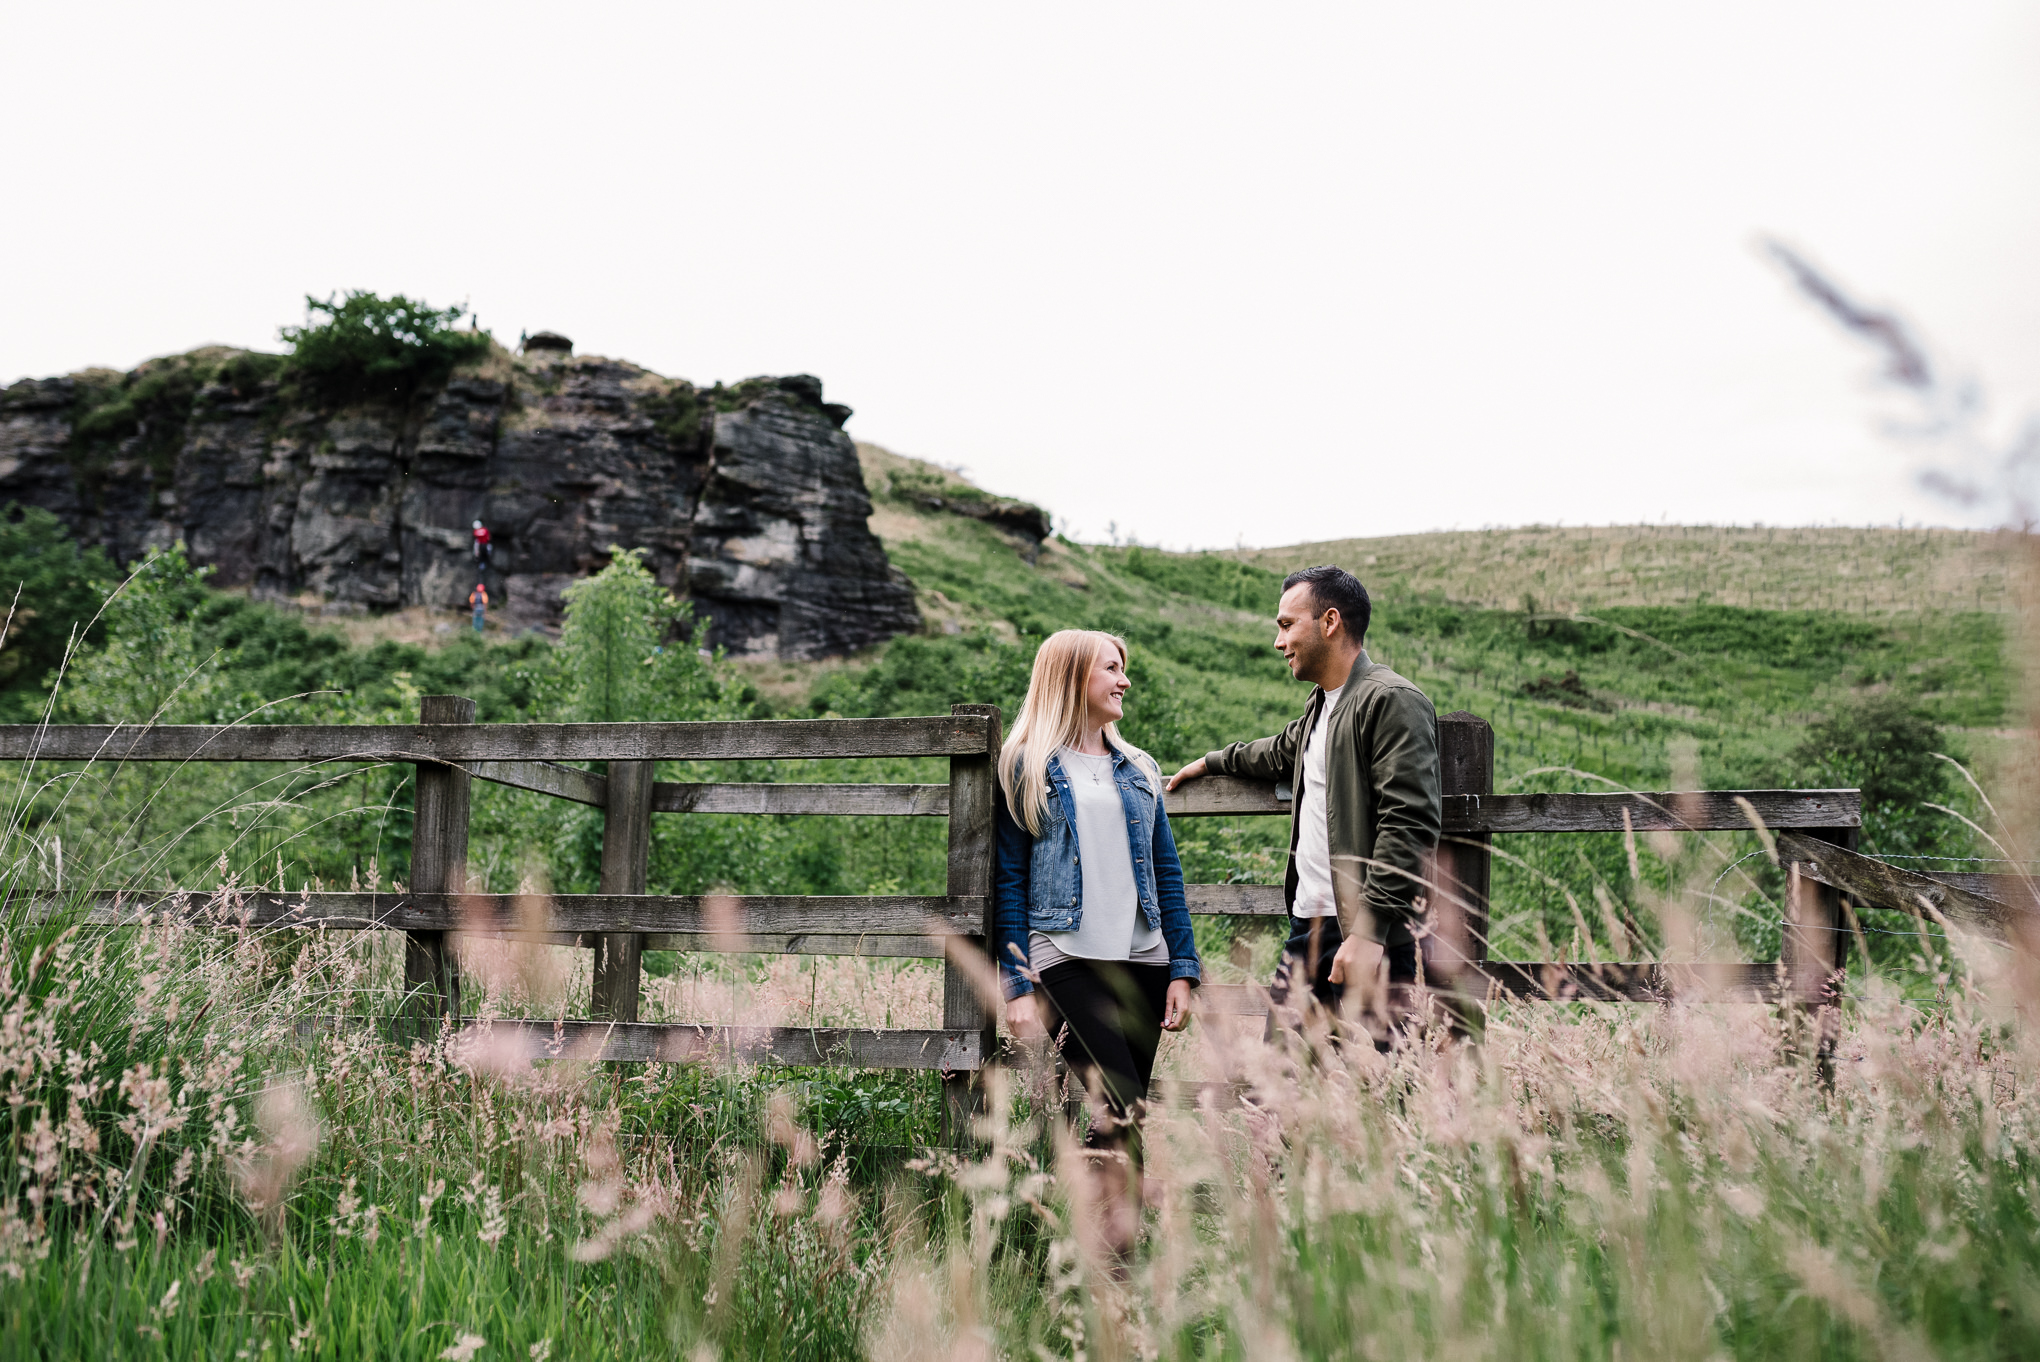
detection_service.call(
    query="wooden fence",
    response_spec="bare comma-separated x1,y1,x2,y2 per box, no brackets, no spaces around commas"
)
1,700,1904,1132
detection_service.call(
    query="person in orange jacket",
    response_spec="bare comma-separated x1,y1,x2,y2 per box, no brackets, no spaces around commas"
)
469,582,489,633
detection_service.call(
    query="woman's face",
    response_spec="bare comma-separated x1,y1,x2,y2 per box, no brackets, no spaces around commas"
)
1085,648,1130,727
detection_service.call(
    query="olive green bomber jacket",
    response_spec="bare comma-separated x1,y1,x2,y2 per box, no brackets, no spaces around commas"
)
1203,650,1442,950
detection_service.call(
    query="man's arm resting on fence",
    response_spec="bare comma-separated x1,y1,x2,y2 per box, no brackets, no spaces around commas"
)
1174,711,1309,788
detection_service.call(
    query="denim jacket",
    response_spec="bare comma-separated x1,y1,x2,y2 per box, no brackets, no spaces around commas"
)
993,747,1202,1001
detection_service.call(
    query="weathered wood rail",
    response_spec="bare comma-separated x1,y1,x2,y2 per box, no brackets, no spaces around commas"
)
5,703,1882,1111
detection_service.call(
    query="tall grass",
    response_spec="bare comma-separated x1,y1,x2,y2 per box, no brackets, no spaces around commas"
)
5,716,2038,1358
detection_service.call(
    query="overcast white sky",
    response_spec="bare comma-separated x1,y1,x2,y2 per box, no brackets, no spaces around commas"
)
4,2,2036,547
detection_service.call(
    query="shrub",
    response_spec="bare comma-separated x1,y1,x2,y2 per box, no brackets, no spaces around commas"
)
60,543,221,725
0,506,112,712
279,292,491,407
1791,691,1965,857
559,546,735,723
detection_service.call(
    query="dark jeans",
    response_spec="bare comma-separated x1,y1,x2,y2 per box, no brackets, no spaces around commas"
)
1268,915,1419,1039
1036,958,1171,1151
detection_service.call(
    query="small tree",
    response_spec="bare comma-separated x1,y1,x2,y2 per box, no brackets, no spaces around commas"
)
279,291,491,408
1791,692,1965,858
61,544,222,725
559,547,733,723
0,506,113,711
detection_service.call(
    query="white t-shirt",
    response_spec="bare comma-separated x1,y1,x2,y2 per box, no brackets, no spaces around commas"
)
1292,685,1345,919
1028,746,1168,970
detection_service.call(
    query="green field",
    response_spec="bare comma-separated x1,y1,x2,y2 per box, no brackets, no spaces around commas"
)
0,462,2030,1360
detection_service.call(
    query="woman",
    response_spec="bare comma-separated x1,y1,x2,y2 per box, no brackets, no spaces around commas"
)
994,629,1200,1165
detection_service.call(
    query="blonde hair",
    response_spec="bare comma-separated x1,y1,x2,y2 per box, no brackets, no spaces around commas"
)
999,629,1157,835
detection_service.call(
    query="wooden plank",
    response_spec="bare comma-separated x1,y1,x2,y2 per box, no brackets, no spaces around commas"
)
454,929,948,958
644,933,948,959
1920,872,2040,911
1780,832,2015,941
0,714,996,763
1473,961,1782,1002
1164,775,1289,817
468,760,607,806
592,760,654,1022
56,891,984,935
1166,781,1862,834
455,1021,982,1069
1196,963,1782,1012
944,703,1001,1147
652,783,950,817
404,696,470,1027
1781,828,1852,1014
1184,883,1288,916
1432,713,1493,988
1446,789,1861,834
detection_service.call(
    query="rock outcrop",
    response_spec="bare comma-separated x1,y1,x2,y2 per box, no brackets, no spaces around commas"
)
0,345,920,659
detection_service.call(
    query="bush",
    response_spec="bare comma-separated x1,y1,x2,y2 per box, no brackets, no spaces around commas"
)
279,292,491,407
60,543,220,725
0,506,112,713
559,546,735,723
1791,691,1965,857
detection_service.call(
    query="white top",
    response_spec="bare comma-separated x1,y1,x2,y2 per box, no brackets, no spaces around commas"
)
1292,685,1345,919
1028,746,1167,970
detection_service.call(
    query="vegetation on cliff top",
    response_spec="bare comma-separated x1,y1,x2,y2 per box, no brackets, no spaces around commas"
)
278,290,491,407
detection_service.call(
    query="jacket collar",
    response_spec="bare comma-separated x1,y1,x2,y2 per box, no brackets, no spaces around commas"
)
1309,649,1372,720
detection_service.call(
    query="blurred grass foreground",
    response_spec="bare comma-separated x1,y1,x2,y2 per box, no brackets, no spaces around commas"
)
0,475,2036,1359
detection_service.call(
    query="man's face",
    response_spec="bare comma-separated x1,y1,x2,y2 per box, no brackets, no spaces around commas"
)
1274,584,1332,682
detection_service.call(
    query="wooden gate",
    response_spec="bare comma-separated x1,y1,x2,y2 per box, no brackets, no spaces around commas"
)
0,703,1884,1121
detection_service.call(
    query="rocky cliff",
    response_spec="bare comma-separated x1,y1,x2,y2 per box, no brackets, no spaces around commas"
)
0,341,922,659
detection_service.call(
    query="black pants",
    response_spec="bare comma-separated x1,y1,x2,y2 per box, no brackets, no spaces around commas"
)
1036,959,1171,1150
1268,915,1418,1026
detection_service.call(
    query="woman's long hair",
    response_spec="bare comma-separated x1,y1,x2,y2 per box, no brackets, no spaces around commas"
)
999,629,1157,835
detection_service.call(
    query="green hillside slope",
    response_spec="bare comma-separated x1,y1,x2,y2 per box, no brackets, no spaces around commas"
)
833,445,2011,966
1238,522,2009,616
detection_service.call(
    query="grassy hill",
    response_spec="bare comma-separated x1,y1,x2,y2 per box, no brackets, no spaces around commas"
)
836,443,2012,963
1237,522,2010,617
847,443,2008,790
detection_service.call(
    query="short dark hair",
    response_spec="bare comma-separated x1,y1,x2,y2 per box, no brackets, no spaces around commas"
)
1282,565,1370,640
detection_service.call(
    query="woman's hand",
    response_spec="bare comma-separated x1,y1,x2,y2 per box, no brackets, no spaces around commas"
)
1007,992,1046,1041
1161,978,1195,1031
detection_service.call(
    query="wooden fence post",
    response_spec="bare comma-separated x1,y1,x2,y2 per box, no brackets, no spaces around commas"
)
1433,712,1493,1001
592,760,655,1021
1783,825,1854,1036
943,703,1001,1148
405,694,473,1031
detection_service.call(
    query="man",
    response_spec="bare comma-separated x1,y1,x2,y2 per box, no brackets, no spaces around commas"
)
469,582,489,633
1167,565,1441,1033
472,520,493,567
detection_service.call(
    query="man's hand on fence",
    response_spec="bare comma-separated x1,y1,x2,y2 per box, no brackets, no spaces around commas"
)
1165,757,1208,792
